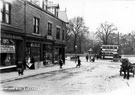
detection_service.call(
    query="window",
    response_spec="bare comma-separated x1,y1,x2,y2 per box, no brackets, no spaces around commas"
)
0,1,11,24
33,17,39,34
48,22,52,35
62,29,65,40
56,27,60,40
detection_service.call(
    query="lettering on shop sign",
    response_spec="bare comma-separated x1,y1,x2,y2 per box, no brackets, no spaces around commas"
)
46,35,53,40
2,33,22,40
0,45,15,53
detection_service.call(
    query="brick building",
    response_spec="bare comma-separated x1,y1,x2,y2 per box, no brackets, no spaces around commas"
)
0,0,68,72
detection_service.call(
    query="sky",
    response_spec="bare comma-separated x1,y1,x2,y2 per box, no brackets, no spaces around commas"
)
51,0,135,34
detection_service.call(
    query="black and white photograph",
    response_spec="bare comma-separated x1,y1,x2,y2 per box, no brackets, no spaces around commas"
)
0,0,135,95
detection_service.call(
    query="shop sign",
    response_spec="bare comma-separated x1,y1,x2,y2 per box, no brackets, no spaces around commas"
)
46,35,53,40
31,42,40,47
0,45,15,53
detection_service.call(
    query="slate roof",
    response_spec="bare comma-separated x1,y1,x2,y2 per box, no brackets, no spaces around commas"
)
58,11,68,23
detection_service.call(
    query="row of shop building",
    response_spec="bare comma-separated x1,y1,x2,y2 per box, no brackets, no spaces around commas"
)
0,0,68,72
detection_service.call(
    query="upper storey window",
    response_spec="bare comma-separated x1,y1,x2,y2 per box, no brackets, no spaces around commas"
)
56,27,60,40
33,17,40,34
48,22,52,35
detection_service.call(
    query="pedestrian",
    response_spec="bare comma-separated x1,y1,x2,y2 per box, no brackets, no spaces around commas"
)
89,55,92,62
59,56,63,69
16,60,24,75
91,55,96,62
86,55,88,62
76,56,81,68
30,56,35,69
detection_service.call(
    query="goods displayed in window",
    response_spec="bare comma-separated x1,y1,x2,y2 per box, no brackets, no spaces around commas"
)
0,38,15,66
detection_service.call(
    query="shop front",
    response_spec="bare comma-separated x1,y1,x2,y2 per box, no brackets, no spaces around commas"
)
43,43,53,65
54,45,65,64
0,37,24,72
25,41,42,69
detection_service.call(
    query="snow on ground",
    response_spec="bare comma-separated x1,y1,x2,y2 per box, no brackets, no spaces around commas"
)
1,56,135,95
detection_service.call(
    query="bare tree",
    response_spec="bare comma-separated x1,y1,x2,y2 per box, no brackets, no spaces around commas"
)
65,24,72,44
69,17,88,52
78,26,89,53
96,22,117,45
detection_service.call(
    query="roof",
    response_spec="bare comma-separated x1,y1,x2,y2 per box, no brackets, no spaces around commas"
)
58,11,68,23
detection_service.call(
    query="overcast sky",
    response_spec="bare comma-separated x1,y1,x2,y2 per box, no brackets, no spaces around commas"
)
51,0,135,34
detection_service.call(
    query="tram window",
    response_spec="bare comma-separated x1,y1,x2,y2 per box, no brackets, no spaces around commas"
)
110,47,113,49
114,47,117,49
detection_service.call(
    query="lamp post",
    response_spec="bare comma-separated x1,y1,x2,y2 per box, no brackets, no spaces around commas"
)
75,45,77,63
133,36,135,53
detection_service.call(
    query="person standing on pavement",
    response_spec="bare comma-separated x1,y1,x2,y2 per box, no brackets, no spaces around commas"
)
86,55,88,62
59,55,63,69
30,56,35,69
16,59,24,75
91,55,96,62
76,56,81,68
89,55,92,62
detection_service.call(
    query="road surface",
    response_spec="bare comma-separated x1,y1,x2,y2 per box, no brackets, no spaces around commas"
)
0,57,135,95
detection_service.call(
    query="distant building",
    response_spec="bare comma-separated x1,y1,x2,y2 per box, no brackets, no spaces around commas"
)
0,0,68,72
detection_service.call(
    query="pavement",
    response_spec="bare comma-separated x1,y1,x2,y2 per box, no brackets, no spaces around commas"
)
0,58,78,84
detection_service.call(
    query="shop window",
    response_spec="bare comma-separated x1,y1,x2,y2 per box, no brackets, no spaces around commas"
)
43,44,53,64
0,1,11,24
31,47,40,61
0,39,15,66
30,42,40,61
25,42,41,62
56,27,60,40
33,17,39,34
47,22,52,35
54,47,59,61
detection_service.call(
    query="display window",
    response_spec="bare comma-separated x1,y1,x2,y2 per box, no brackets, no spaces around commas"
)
54,47,59,61
0,38,15,67
25,42,41,62
43,44,53,64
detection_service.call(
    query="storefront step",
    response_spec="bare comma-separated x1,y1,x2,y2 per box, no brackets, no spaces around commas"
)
0,65,16,73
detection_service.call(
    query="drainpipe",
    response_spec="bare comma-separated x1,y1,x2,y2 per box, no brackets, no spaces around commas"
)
23,0,27,69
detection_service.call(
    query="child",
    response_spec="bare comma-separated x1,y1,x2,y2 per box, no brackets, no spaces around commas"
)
17,60,24,75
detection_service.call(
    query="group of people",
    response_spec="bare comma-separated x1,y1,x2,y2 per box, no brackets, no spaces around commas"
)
86,54,96,62
16,55,35,75
16,54,96,75
60,55,96,69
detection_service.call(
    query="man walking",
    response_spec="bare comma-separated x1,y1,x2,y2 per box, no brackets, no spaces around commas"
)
86,55,88,62
59,56,63,69
76,56,81,68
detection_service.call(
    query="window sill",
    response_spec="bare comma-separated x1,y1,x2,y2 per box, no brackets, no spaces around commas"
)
32,33,41,36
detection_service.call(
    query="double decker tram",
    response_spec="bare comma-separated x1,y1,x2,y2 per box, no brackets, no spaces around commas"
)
100,45,119,59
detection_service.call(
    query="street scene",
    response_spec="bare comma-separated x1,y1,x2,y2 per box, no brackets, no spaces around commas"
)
0,0,135,95
0,56,135,95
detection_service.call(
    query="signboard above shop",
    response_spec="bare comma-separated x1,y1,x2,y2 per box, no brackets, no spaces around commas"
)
0,38,15,53
0,45,15,53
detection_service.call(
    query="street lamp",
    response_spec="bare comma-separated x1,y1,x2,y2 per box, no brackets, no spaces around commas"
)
75,45,77,63
133,36,135,53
